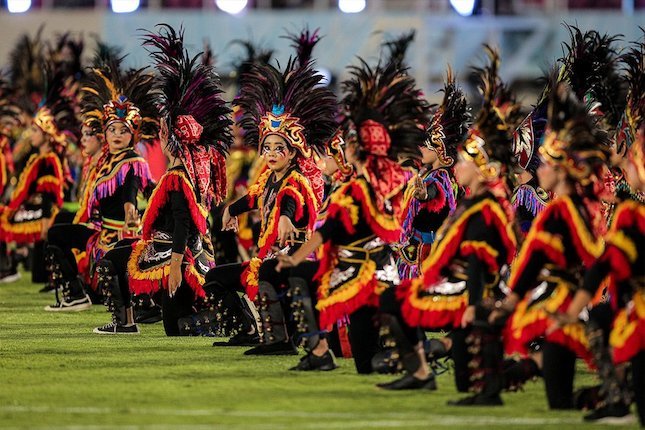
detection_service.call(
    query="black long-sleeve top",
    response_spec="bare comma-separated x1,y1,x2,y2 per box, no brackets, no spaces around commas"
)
581,200,644,308
97,169,140,221
508,194,602,298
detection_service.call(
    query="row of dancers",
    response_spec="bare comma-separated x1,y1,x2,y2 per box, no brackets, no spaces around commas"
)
0,23,642,424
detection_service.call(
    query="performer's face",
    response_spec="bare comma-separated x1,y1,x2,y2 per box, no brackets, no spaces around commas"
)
454,154,481,188
420,146,437,165
106,122,133,152
623,158,644,193
29,124,45,148
262,135,295,173
345,142,358,166
536,160,559,191
316,155,339,176
81,126,101,157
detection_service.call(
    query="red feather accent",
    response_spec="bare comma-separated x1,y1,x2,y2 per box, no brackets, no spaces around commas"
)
141,170,207,239
461,242,499,272
348,181,401,243
422,180,447,213
602,246,632,282
317,277,379,329
9,154,64,210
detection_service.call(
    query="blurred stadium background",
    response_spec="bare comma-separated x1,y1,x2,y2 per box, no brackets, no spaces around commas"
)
1,0,643,103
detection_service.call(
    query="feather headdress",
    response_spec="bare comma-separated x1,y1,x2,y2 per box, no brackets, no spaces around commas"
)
142,24,233,207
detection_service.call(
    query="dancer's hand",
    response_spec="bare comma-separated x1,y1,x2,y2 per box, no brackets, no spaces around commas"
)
413,174,427,200
461,305,475,328
124,202,140,227
221,206,238,232
277,216,297,247
546,311,578,335
276,254,299,272
168,253,183,297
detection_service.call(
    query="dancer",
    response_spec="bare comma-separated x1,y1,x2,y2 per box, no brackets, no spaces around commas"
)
204,28,336,352
276,56,430,373
44,53,156,311
497,83,610,409
378,48,518,402
93,25,231,335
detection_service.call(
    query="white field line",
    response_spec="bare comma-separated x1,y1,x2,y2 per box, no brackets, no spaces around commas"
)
0,405,588,427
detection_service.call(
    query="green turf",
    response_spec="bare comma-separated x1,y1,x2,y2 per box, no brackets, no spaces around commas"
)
0,275,638,430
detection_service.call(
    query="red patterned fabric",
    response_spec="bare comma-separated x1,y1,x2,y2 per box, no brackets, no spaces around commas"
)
360,120,390,156
180,145,221,210
174,115,203,145
175,115,225,209
359,120,405,213
297,155,324,206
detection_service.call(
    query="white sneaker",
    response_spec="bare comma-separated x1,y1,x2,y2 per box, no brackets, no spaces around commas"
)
93,322,140,335
0,271,21,284
44,295,92,312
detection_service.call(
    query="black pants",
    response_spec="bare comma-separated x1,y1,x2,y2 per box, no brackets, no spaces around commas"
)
162,283,196,336
449,328,472,393
211,204,239,265
542,341,576,409
380,288,470,389
52,210,76,225
46,224,96,279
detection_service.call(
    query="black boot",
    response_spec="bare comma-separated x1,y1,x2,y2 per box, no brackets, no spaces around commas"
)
448,325,504,406
244,281,296,356
93,261,139,335
133,293,162,324
287,277,338,371
583,316,633,421
44,246,91,312
425,338,451,375
0,243,20,283
377,314,436,390
178,309,221,336
203,283,260,346
502,357,540,392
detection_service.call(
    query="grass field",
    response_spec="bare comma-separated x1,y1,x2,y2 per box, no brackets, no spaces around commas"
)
0,275,639,430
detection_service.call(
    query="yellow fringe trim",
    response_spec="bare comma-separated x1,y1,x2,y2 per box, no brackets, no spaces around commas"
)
323,177,401,235
461,240,499,259
11,153,62,202
245,257,262,295
328,193,359,227
509,230,564,288
605,230,638,263
610,291,645,349
127,240,171,282
316,258,376,311
510,283,570,339
141,170,208,229
418,198,513,275
407,277,469,312
560,196,604,258
255,170,318,250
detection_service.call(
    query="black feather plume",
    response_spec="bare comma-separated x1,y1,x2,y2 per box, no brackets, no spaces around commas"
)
340,58,430,162
382,30,416,72
141,24,232,156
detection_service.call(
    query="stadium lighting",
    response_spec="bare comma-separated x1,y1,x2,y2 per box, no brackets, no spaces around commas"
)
450,0,477,16
338,0,365,13
316,67,332,87
7,0,31,13
215,0,248,14
111,0,140,13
